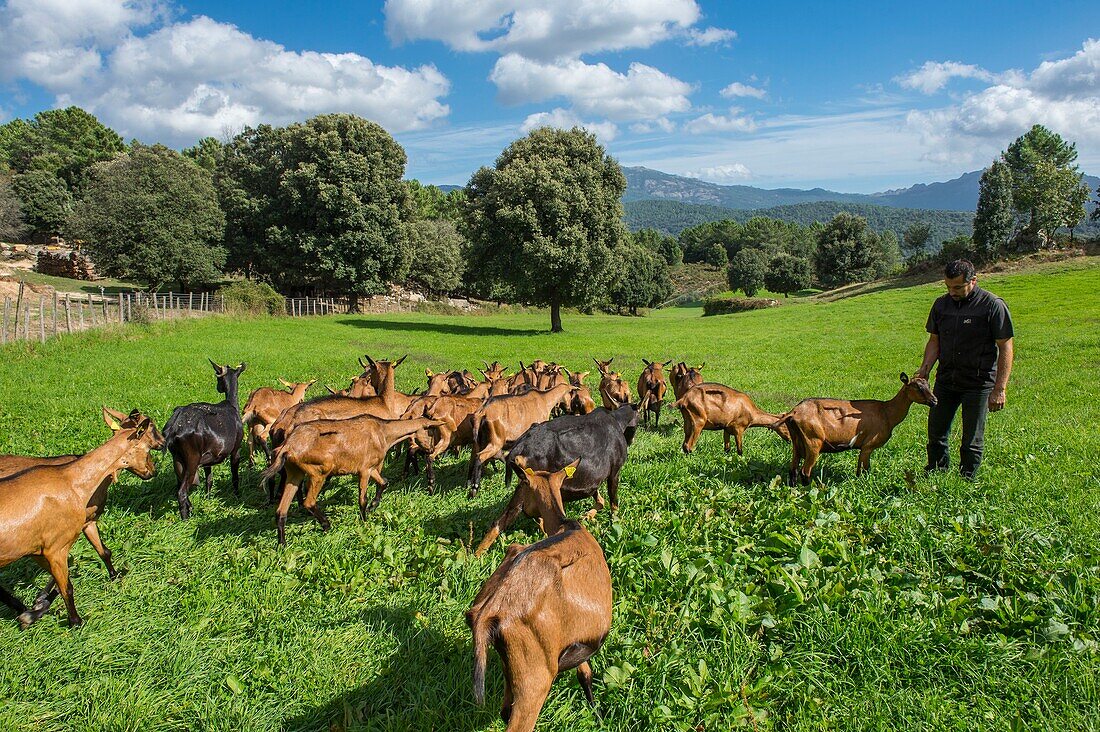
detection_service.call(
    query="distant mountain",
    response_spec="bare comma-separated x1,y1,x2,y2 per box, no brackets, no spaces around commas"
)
624,199,976,242
623,166,1100,214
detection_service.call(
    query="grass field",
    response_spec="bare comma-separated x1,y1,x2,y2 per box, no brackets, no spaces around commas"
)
1,258,1098,731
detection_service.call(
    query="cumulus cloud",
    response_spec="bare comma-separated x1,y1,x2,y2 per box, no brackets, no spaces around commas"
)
897,61,998,94
720,82,766,99
630,118,676,134
685,163,752,182
490,54,692,120
683,108,757,134
384,0,701,60
0,2,451,147
905,39,1100,165
520,107,618,142
686,26,736,47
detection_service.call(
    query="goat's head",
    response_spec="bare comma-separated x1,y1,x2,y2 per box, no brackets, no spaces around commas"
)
512,456,581,535
103,407,163,478
209,359,246,394
593,357,614,376
900,373,937,407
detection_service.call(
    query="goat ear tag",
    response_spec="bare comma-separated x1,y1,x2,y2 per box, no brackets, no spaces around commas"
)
563,466,576,478
524,467,535,476
106,416,121,431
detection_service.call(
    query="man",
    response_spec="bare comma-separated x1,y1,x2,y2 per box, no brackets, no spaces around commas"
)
915,259,1014,479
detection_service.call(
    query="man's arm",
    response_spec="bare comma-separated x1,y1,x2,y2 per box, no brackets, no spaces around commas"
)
915,334,939,380
989,337,1013,412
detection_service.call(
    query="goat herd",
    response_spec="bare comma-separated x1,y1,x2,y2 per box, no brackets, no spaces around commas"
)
0,354,937,731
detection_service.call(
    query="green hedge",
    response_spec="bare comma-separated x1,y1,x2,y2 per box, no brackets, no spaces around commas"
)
702,296,780,316
217,280,286,316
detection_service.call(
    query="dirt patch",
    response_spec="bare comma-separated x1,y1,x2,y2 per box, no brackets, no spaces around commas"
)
0,276,55,301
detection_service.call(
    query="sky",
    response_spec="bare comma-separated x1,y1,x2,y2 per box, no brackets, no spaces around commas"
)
1,0,1097,193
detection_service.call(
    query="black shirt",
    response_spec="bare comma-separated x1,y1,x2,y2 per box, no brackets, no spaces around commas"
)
926,286,1014,389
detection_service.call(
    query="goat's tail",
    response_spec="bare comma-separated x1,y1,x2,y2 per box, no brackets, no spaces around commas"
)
260,444,289,483
472,615,491,705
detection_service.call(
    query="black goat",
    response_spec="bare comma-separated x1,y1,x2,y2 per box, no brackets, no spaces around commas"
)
474,404,639,555
162,360,246,519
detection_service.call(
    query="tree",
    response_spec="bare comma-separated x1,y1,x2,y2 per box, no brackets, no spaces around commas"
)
0,174,28,241
183,137,224,173
726,247,768,296
938,235,976,264
813,212,885,289
1003,125,1089,244
405,219,465,298
217,114,413,309
704,241,728,268
679,220,740,263
972,161,1014,263
69,143,225,289
764,253,811,297
12,170,72,238
464,127,627,332
632,227,682,266
870,229,900,279
408,179,463,224
0,107,124,188
610,243,673,315
902,222,933,260
1093,185,1100,224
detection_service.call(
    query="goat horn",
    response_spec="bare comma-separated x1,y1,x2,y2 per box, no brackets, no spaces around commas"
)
208,358,224,373
365,354,376,368
394,354,408,366
358,357,367,369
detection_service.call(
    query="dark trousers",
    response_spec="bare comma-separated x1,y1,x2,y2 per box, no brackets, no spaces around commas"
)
926,381,992,478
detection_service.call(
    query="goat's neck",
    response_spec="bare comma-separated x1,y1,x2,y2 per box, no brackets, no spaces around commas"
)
381,418,430,447
222,376,240,410
62,432,135,505
376,369,397,403
290,383,309,400
884,386,914,428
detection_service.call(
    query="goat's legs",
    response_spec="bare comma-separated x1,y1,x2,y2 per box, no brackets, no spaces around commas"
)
0,583,27,615
301,470,331,532
503,662,554,732
577,662,595,704
230,446,241,495
178,462,199,520
365,466,389,514
607,469,621,513
475,493,526,556
82,522,119,580
654,401,661,428
788,439,802,487
734,426,745,456
856,447,873,475
203,466,213,493
800,442,821,486
275,478,301,545
584,490,606,521
680,410,703,453
22,549,80,628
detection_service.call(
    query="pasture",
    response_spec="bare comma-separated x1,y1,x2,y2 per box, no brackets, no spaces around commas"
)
1,258,1098,731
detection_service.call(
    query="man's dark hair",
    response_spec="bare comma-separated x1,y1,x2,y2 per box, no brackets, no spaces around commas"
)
944,259,976,281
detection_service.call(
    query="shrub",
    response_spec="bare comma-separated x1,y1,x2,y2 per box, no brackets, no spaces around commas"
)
704,241,728,269
702,296,780,316
218,280,285,316
764,253,812,297
727,248,768,296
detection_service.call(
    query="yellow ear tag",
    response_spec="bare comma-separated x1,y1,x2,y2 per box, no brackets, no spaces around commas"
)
107,417,121,432
524,467,535,476
563,465,576,478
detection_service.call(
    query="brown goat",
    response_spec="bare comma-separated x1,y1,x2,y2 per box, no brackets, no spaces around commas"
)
670,362,705,400
636,359,672,428
0,410,162,628
467,459,611,732
597,370,632,410
475,457,581,556
262,414,446,544
242,379,315,464
0,409,157,601
674,383,790,454
467,383,576,497
775,373,937,485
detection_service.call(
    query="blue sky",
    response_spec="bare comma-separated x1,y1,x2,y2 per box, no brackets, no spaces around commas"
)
1,1,1097,192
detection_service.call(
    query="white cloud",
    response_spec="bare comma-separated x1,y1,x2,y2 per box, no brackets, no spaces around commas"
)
683,108,757,134
720,82,766,99
685,163,751,182
686,26,736,47
520,107,618,142
384,0,701,60
905,39,1100,165
490,54,692,121
630,118,676,134
0,4,451,147
897,61,997,94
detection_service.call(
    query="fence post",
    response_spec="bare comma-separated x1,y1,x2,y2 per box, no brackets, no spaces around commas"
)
14,280,24,340
79,297,85,330
126,294,132,321
52,293,58,336
2,297,9,344
23,299,30,340
39,297,45,343
65,294,72,333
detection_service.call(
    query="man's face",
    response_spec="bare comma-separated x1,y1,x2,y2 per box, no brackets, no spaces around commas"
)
945,274,977,301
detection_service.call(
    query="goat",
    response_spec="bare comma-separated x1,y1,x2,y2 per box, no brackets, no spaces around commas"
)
467,459,612,732
402,394,485,490
775,373,937,485
674,382,790,455
242,378,315,465
476,405,639,555
163,360,246,519
670,362,705,400
636,359,672,428
0,410,161,628
262,414,446,544
596,368,632,410
467,383,576,497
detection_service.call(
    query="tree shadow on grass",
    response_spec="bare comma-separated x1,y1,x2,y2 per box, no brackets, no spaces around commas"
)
336,318,545,338
281,605,501,732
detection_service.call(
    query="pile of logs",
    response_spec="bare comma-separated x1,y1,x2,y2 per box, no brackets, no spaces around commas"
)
35,250,98,280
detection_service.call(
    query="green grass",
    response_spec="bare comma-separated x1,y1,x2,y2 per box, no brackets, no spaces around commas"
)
1,258,1098,731
5,270,143,294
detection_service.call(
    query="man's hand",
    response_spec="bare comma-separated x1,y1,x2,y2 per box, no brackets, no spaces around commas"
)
988,388,1006,412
